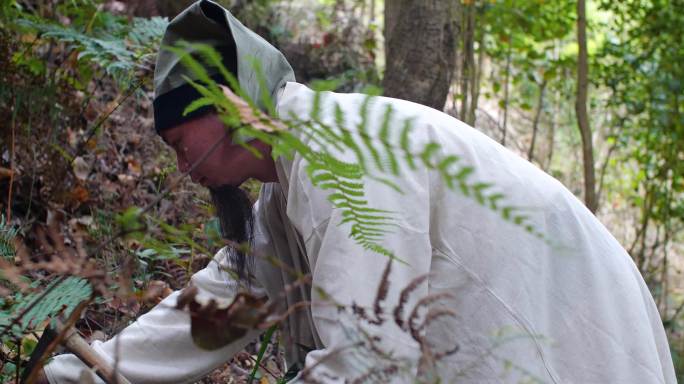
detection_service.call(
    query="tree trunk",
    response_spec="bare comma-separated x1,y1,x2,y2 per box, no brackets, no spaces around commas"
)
459,3,475,121
528,80,547,162
575,0,598,213
544,86,559,171
501,42,512,146
467,27,484,126
383,0,459,110
544,43,560,171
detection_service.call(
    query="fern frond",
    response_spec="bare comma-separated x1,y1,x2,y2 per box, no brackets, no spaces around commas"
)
249,57,277,116
419,143,441,167
302,153,395,257
183,96,215,116
357,96,384,172
0,277,92,336
378,105,400,175
311,89,323,121
298,120,346,153
367,175,403,194
128,17,169,47
399,118,417,170
166,47,217,91
292,121,343,153
18,15,167,87
183,42,247,103
331,103,368,173
0,215,18,260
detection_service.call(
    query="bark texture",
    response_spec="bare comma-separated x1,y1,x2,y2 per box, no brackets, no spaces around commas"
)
575,0,598,213
528,80,547,162
501,42,512,145
459,3,475,122
382,0,459,110
467,27,484,126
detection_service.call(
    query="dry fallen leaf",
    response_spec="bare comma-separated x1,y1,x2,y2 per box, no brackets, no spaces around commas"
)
117,173,135,184
67,128,79,148
72,156,90,181
85,137,98,150
176,285,270,350
13,235,30,263
72,216,94,227
100,179,119,195
84,103,98,122
127,133,142,147
109,296,141,316
141,280,172,304
70,185,90,203
126,157,142,177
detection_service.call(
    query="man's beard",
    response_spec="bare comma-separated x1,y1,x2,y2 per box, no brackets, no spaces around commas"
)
209,185,254,280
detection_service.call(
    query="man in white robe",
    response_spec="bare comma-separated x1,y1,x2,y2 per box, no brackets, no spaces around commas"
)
41,1,676,383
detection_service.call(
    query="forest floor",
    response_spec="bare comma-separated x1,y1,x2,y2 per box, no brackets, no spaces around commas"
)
1,62,281,380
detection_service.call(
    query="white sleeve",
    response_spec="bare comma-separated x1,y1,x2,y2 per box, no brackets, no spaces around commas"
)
44,248,267,384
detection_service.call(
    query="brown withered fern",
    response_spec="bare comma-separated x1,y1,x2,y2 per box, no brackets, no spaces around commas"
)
301,259,459,383
351,258,392,326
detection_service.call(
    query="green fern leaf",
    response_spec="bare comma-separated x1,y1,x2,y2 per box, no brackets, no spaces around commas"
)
400,118,417,170
420,143,441,167
0,277,92,336
183,96,215,116
334,104,368,172
0,215,18,260
378,105,400,175
488,193,505,210
357,97,384,172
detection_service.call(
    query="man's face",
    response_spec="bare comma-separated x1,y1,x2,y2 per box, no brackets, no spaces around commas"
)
160,113,273,188
161,113,265,279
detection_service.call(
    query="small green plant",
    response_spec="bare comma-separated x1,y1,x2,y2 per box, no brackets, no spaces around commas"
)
16,12,167,89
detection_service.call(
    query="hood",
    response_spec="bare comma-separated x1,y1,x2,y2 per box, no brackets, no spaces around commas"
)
153,0,295,133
